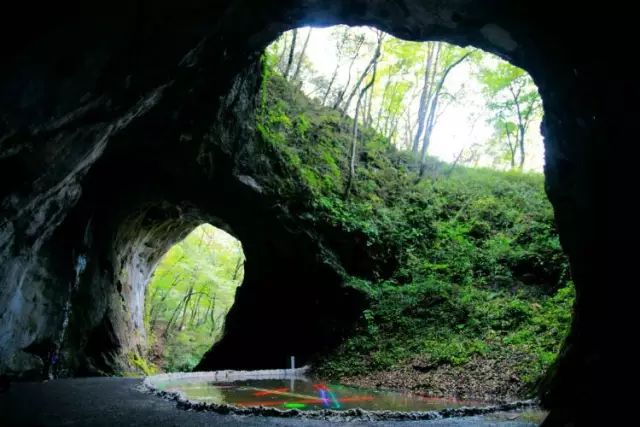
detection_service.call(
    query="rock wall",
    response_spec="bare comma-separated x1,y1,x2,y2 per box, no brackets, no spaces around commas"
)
0,1,616,424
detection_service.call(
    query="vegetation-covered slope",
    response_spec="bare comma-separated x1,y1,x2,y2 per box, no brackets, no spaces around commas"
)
257,67,573,400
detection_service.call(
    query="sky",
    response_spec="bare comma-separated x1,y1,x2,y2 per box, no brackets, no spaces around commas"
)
272,26,545,172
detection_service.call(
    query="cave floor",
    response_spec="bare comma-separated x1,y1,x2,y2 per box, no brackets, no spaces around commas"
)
0,377,542,426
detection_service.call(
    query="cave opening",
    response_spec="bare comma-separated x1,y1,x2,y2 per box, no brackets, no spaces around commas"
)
144,223,244,373
242,24,573,403
0,1,611,424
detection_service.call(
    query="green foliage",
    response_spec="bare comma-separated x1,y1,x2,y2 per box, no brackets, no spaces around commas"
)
257,69,572,394
144,224,244,372
315,279,574,388
475,60,543,169
126,351,159,376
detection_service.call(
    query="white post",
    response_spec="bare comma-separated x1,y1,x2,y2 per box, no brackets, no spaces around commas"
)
290,355,295,391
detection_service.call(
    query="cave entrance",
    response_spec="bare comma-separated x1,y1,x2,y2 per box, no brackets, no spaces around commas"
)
143,224,244,372
0,2,606,423
248,25,573,402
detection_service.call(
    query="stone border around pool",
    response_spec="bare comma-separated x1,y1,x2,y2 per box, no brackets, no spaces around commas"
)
142,369,538,421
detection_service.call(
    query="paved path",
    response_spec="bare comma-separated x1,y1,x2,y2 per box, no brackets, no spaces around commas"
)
0,377,542,426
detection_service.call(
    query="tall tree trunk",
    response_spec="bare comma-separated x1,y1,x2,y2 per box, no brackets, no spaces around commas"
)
518,124,526,170
388,108,404,144
292,28,312,85
383,99,393,137
340,31,383,115
344,77,376,199
189,292,204,326
163,297,187,338
283,29,298,79
209,295,218,326
278,32,289,73
177,287,194,331
404,89,420,150
322,65,339,106
411,43,438,153
333,35,365,109
509,84,528,170
321,32,349,106
360,90,368,128
504,123,516,169
201,298,211,327
404,109,413,150
375,78,391,131
419,52,471,177
364,66,376,127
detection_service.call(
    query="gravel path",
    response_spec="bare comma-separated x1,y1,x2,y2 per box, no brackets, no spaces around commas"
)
0,377,543,426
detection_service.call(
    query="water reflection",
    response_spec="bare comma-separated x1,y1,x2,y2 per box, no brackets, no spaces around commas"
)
154,378,487,411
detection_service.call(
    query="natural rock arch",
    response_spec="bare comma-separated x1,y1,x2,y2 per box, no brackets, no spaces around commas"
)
0,1,613,425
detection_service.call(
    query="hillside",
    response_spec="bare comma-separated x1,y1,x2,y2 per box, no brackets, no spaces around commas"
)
255,69,573,400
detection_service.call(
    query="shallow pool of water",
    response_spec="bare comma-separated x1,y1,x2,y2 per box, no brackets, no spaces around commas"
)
153,378,488,411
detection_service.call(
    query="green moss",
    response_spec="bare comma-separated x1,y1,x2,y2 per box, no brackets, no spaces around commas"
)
126,351,159,376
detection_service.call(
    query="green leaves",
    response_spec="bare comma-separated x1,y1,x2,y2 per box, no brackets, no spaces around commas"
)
478,62,526,95
310,164,570,386
475,59,543,170
144,224,245,372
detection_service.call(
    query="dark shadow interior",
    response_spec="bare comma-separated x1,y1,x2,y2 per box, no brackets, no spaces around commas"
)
0,2,617,425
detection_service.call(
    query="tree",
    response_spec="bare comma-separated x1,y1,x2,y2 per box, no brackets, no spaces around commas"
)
265,26,542,173
283,29,298,79
275,32,290,74
406,42,472,178
344,77,375,200
412,42,440,153
291,28,313,85
369,37,423,143
338,30,384,114
418,51,471,177
332,30,367,109
344,31,383,199
478,62,542,170
321,27,350,105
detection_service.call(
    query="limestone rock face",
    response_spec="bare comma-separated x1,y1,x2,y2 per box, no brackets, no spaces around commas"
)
0,1,616,424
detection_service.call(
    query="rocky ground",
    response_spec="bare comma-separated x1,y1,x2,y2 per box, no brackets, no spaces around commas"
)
0,377,545,426
339,354,534,403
